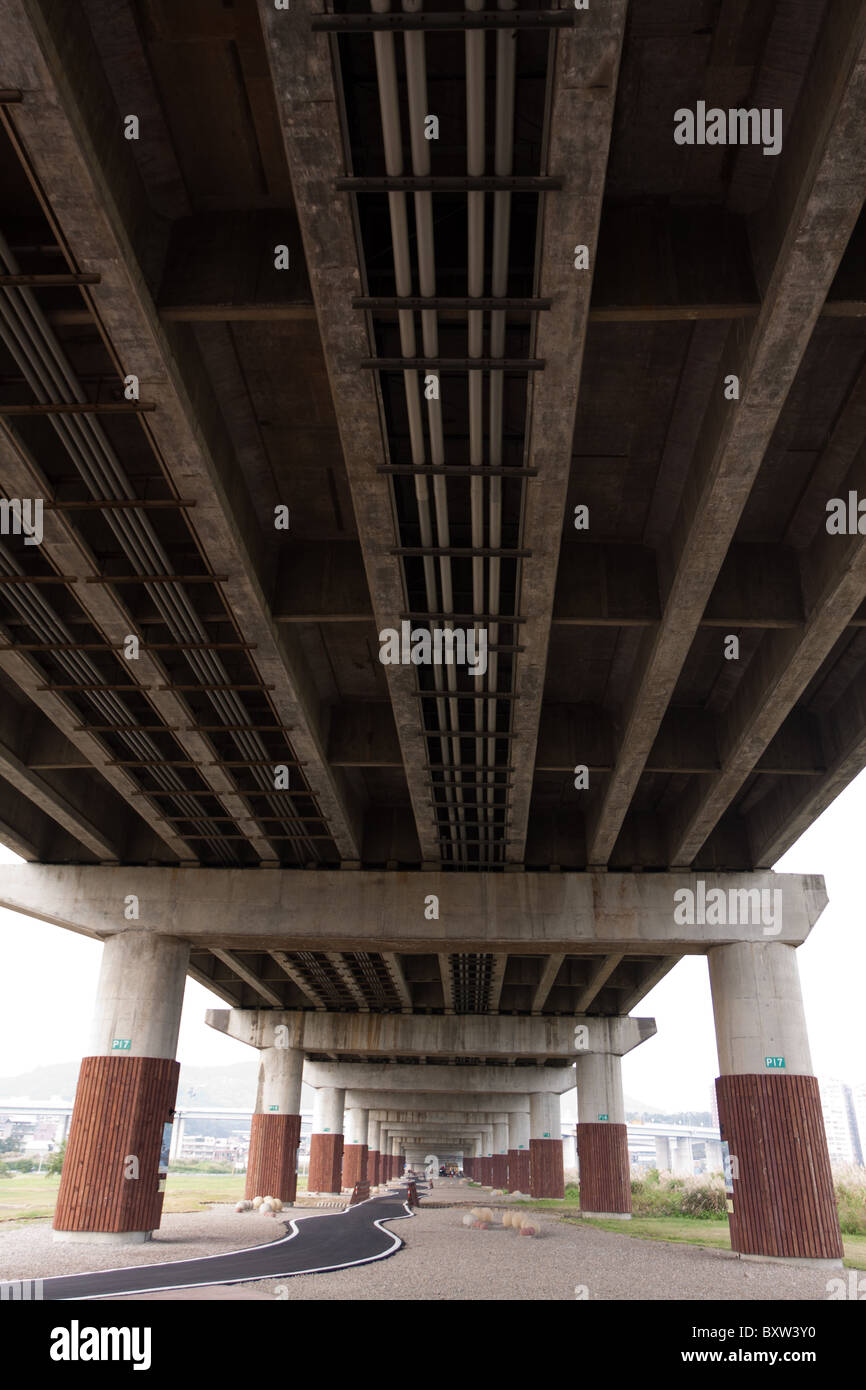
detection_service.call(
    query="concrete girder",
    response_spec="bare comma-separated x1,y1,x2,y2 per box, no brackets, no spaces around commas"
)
304,1063,573,1095
0,422,256,863
0,866,826,949
254,0,439,861
0,699,117,861
0,0,362,861
270,951,328,1010
586,0,866,867
208,949,282,1008
504,0,629,862
207,1008,655,1060
669,364,866,866
574,953,624,1011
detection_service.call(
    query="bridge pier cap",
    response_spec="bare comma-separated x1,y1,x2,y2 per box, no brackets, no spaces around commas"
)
0,867,826,950
205,1010,656,1059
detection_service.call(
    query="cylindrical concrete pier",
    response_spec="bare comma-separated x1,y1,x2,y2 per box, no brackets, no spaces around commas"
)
530,1093,564,1198
246,1045,304,1204
491,1116,509,1188
308,1087,345,1194
709,941,842,1263
54,932,189,1242
342,1106,369,1188
507,1110,531,1192
367,1114,380,1186
575,1052,631,1216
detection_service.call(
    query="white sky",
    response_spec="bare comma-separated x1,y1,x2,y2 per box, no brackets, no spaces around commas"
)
0,769,864,1113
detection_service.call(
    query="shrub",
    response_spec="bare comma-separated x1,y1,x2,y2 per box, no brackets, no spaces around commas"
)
629,1171,726,1220
833,1164,866,1235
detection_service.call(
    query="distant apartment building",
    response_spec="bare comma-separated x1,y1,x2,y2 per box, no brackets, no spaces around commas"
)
851,1084,866,1166
817,1078,861,1165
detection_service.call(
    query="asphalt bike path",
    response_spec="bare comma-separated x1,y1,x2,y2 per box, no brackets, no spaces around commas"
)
24,1187,417,1300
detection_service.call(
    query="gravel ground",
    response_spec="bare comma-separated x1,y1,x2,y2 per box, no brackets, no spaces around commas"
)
222,1208,840,1302
0,1201,843,1301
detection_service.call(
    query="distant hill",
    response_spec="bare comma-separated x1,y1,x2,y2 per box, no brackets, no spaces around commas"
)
0,1059,259,1107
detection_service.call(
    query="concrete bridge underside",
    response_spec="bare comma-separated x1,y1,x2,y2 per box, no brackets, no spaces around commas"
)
0,0,862,1269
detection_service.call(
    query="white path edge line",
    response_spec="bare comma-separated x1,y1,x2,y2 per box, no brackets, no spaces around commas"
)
38,1198,415,1301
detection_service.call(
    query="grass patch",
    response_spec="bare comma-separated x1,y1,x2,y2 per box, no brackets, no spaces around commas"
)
0,1171,308,1224
567,1214,866,1271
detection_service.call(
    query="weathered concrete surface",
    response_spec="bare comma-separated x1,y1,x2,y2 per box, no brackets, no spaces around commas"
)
255,1046,303,1115
587,0,866,866
575,1053,626,1126
90,931,188,1059
0,0,361,860
505,0,629,862
0,866,826,948
346,1090,533,1113
255,0,438,860
304,1064,573,1095
208,1009,655,1060
708,941,813,1075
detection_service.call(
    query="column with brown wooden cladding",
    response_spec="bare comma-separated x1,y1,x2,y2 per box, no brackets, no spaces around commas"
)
506,1110,531,1192
529,1093,564,1198
246,1043,304,1204
576,1050,631,1217
308,1086,345,1193
341,1107,369,1188
709,941,842,1263
54,931,188,1243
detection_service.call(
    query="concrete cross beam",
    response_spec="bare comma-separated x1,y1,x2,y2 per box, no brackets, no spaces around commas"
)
347,1091,533,1113
304,1063,573,1095
373,1112,508,1126
0,865,826,949
207,1008,655,1060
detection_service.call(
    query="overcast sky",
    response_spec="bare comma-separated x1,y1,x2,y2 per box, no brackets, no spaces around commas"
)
1,769,864,1116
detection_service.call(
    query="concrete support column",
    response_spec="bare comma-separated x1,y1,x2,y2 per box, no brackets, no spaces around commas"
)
385,1135,399,1180
672,1135,694,1176
54,932,188,1242
491,1116,509,1189
465,1136,479,1180
246,1045,303,1204
576,1052,631,1217
308,1087,345,1194
367,1114,380,1186
169,1111,186,1161
507,1111,531,1193
341,1107,369,1189
705,1138,724,1172
478,1126,494,1186
654,1136,672,1170
530,1093,564,1199
709,941,842,1263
